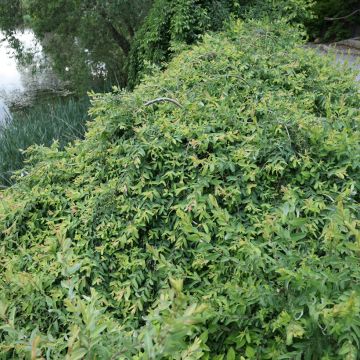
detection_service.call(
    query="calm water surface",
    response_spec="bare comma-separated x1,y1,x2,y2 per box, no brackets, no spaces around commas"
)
0,30,64,123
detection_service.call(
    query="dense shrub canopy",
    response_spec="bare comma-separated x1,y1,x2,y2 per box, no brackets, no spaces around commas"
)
0,19,359,359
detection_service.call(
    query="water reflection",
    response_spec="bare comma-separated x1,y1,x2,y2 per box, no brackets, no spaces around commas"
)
0,30,64,122
0,99,11,125
0,37,23,92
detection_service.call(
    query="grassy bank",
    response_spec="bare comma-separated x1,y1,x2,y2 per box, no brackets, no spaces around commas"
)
0,96,89,186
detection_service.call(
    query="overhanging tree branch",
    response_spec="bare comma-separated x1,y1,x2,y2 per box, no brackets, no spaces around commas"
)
144,97,183,108
325,9,360,21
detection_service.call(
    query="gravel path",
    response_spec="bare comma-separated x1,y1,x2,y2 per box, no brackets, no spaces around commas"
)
307,38,360,82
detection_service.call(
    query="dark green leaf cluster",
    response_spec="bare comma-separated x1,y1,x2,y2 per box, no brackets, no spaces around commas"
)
305,0,360,41
127,0,235,88
0,19,359,359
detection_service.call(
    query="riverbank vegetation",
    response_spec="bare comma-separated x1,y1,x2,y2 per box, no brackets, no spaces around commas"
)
0,97,89,186
0,0,358,186
1,1,360,355
1,0,358,91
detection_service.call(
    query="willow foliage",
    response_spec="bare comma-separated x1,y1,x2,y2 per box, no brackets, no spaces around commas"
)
0,19,359,359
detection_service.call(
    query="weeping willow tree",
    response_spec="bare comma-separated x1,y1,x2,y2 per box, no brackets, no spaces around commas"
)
0,0,153,91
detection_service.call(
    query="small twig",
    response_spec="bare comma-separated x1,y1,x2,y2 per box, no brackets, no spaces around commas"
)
325,9,360,21
283,124,292,143
323,193,335,203
144,97,183,108
295,310,304,321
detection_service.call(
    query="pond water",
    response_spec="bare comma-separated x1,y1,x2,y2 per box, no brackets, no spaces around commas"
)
0,30,65,124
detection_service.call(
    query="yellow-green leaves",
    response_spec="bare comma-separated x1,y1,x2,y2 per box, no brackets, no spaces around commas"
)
286,323,305,345
0,18,359,359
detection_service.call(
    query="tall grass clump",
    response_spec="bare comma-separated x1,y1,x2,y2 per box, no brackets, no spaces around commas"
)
0,19,359,359
0,97,89,186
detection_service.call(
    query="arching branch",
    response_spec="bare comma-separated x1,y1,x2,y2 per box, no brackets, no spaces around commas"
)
144,97,183,108
325,9,360,21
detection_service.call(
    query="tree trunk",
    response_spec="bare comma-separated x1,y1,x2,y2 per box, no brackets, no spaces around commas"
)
106,21,131,55
98,8,131,55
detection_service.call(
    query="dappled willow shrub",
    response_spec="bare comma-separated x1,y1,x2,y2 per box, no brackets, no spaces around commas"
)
0,19,359,359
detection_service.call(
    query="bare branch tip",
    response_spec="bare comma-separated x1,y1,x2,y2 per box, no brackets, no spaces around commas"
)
144,97,183,108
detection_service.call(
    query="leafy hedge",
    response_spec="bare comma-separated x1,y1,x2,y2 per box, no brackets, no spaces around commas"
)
0,19,360,359
127,0,314,87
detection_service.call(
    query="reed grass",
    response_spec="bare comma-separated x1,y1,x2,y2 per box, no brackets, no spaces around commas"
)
0,96,90,186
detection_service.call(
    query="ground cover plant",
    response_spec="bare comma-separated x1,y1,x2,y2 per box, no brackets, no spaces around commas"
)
0,18,359,359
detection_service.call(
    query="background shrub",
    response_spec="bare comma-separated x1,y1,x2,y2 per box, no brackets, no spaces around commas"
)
127,0,314,87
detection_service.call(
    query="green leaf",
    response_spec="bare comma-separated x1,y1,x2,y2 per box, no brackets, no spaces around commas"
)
227,347,236,360
68,348,87,360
